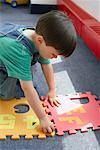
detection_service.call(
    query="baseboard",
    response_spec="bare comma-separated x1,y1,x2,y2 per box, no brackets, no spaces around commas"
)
30,4,57,14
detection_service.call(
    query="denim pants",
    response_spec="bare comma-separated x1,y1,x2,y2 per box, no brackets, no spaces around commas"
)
0,23,39,99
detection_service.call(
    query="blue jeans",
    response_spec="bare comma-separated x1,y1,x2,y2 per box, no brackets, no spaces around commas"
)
0,23,39,99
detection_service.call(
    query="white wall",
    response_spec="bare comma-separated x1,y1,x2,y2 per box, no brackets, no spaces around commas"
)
72,0,100,21
31,0,57,5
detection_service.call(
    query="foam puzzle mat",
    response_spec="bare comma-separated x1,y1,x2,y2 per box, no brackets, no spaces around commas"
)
44,92,100,135
0,98,55,140
0,92,100,139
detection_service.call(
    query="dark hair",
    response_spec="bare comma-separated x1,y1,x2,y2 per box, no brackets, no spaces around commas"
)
36,10,77,57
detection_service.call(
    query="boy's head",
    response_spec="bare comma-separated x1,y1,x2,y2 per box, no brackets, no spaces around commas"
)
35,10,77,59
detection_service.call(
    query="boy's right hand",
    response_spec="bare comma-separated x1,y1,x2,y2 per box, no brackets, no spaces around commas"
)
39,116,55,133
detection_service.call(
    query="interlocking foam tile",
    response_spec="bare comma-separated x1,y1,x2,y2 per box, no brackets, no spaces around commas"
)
0,98,55,140
44,92,100,135
0,92,100,139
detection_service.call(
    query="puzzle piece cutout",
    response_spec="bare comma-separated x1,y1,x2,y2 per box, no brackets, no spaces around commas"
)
44,92,100,135
0,98,55,140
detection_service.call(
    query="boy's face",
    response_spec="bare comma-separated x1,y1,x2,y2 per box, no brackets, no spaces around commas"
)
35,35,59,59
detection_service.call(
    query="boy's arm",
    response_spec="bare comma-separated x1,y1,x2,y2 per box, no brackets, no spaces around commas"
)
20,80,55,133
41,63,55,91
41,64,60,106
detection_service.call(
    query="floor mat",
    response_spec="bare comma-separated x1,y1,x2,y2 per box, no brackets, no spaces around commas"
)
0,92,99,140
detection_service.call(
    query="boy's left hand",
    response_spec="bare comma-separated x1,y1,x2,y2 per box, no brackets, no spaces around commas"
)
40,90,61,107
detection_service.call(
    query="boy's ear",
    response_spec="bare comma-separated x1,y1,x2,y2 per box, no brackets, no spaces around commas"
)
36,35,44,44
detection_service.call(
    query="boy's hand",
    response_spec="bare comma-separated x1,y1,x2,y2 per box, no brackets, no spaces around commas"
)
40,90,61,107
40,116,55,133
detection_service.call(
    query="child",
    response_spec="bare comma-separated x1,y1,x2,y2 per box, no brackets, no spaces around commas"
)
0,10,77,133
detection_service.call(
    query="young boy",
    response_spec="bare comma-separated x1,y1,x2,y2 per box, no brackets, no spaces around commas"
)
0,10,77,133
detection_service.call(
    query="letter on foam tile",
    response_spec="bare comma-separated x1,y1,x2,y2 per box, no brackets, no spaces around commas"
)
67,106,86,115
59,116,83,125
0,114,15,129
24,115,39,129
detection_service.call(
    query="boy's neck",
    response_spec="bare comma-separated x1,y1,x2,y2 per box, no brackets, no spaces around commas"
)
23,29,39,50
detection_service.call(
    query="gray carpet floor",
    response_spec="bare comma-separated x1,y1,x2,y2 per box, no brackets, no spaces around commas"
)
0,3,100,150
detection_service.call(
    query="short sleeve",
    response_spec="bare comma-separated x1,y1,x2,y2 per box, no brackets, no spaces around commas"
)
38,56,51,64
